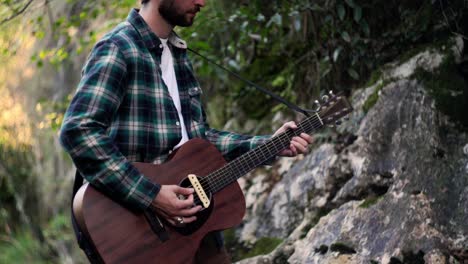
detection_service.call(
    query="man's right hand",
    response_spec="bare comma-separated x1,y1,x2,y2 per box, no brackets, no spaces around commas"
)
151,185,202,226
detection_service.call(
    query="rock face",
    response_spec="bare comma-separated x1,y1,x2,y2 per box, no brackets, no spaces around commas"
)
234,39,468,264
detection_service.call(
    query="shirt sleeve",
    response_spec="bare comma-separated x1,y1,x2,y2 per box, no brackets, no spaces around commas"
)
59,40,160,211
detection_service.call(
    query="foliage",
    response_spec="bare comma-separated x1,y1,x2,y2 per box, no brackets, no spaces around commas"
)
0,214,73,264
43,213,73,241
0,51,39,236
177,0,467,128
0,231,49,264
2,0,467,130
26,1,136,69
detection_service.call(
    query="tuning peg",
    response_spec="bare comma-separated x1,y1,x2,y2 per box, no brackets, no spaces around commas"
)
329,90,335,96
321,95,329,102
335,120,342,126
313,100,321,112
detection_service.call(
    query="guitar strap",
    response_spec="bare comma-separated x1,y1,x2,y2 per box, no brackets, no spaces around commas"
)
188,48,314,117
71,171,104,264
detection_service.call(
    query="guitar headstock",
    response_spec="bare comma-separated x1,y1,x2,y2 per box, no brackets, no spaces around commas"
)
316,91,353,126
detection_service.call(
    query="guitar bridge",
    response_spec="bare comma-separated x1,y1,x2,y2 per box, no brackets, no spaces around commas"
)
188,174,210,208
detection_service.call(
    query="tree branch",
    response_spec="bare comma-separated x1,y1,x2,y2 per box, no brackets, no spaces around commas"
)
0,0,36,25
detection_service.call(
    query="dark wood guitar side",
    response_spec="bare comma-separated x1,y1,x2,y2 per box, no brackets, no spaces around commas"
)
73,138,245,264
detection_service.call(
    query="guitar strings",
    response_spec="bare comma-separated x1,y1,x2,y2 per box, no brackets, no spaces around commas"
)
192,116,325,205
189,115,325,206
191,117,324,206
202,117,322,191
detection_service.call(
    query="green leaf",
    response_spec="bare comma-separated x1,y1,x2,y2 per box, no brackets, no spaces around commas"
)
341,31,351,42
337,5,346,21
332,47,342,62
345,0,356,8
267,13,282,27
353,6,362,22
347,68,360,80
361,20,370,36
35,30,45,40
272,76,286,87
308,4,324,11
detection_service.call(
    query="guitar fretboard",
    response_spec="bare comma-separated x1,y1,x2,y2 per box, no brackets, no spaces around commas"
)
202,113,324,194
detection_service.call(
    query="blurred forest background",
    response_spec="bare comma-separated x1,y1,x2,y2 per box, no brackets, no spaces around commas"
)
0,0,466,263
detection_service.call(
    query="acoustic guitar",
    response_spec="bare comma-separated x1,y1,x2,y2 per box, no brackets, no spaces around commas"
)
72,92,352,263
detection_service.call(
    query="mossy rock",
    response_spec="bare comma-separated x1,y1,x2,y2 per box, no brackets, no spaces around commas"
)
414,53,468,128
362,81,387,114
242,237,283,260
225,231,284,262
359,195,384,208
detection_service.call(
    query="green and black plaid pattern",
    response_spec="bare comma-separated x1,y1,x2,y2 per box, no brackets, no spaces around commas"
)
60,9,270,211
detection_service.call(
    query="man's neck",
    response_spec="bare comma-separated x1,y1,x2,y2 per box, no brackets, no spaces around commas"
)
139,5,174,39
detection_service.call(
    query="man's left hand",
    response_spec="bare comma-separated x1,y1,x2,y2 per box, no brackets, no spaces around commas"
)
274,121,313,157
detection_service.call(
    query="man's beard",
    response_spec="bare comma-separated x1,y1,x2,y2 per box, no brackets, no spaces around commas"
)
159,0,199,27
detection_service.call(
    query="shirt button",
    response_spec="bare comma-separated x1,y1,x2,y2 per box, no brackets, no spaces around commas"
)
176,121,180,126
159,44,163,49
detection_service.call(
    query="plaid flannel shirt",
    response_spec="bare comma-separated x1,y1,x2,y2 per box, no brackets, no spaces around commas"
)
60,9,270,211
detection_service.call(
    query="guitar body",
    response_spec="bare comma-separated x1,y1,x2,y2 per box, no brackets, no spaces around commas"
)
73,138,246,263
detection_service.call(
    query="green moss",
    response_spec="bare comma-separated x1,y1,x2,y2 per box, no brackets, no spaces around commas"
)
363,81,386,113
224,229,284,262
299,222,314,239
299,207,331,239
359,196,384,208
243,237,283,259
366,69,383,87
413,53,468,128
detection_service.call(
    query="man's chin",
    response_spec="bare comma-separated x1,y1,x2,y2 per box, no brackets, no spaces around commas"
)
177,17,195,27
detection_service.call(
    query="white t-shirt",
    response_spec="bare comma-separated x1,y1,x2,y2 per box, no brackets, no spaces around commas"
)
159,38,189,149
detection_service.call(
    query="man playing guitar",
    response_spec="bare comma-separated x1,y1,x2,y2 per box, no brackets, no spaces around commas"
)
60,0,313,263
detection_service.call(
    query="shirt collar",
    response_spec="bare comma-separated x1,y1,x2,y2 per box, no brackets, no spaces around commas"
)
127,8,187,50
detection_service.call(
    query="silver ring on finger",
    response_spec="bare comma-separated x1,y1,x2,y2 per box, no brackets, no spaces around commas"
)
176,216,184,225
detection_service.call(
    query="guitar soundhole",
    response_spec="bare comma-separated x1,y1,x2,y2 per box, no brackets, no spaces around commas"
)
174,177,214,236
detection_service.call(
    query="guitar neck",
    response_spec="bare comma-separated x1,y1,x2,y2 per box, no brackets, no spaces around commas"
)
206,113,324,194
